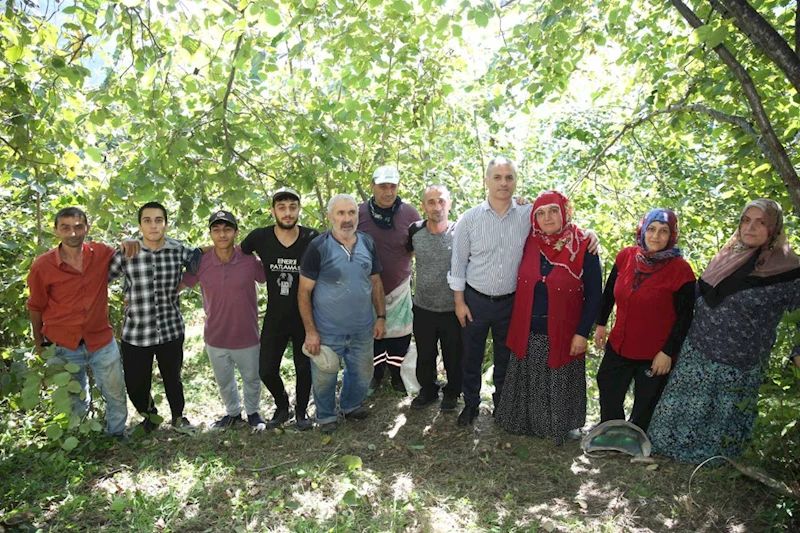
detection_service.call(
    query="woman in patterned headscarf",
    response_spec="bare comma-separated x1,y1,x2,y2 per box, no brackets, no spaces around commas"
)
594,208,696,432
648,199,800,462
496,190,602,445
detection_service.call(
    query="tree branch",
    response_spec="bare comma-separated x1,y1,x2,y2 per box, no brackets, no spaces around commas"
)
716,0,800,94
670,0,800,214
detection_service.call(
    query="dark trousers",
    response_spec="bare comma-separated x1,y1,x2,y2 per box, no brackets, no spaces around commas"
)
122,336,185,420
260,329,311,414
373,334,412,385
596,344,668,431
461,287,514,408
413,306,463,398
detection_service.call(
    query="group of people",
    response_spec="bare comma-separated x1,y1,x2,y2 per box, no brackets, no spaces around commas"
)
27,157,800,463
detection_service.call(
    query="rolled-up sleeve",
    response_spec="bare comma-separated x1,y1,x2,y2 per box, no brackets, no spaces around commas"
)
447,214,469,291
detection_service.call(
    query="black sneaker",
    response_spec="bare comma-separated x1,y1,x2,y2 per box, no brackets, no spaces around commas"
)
172,416,198,434
247,412,266,430
390,377,407,394
136,417,159,435
440,395,458,412
411,391,439,409
295,413,313,432
210,414,243,429
457,405,479,426
319,421,338,434
266,408,294,429
343,406,370,420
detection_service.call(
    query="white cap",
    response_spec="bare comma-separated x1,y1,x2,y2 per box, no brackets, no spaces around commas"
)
301,344,340,374
372,165,400,185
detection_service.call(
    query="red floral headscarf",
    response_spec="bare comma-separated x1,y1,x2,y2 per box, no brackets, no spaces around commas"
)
532,190,587,279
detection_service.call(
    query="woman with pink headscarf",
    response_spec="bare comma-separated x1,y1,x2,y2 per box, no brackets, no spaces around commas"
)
496,190,602,445
648,199,800,462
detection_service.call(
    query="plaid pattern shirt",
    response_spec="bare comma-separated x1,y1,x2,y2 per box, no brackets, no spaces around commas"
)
109,237,201,347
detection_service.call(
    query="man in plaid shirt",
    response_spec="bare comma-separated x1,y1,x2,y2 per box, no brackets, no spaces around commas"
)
109,201,201,434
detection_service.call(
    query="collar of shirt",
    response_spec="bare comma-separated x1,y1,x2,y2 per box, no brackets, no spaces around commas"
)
55,242,93,270
135,236,186,252
209,247,242,266
480,198,520,216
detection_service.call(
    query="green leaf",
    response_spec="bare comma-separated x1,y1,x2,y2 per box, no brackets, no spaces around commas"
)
45,424,64,440
85,147,103,163
264,8,281,25
474,11,489,28
5,46,23,63
109,496,129,512
53,372,72,387
513,445,530,459
341,489,359,506
61,436,79,451
64,363,81,374
340,455,362,470
67,380,82,393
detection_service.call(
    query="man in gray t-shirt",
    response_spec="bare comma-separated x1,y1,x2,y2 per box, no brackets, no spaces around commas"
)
406,185,463,411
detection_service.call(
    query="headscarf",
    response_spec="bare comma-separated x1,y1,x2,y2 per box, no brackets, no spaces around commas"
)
701,199,800,288
632,208,683,290
368,196,402,229
531,190,588,280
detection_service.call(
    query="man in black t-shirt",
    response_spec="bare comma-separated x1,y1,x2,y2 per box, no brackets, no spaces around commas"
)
241,187,320,430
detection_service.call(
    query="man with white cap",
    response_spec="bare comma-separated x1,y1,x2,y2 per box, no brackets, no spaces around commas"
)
241,187,320,430
358,165,421,393
299,194,386,433
181,210,267,430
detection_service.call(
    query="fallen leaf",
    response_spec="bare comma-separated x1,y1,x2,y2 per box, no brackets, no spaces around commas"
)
575,498,588,509
646,463,659,471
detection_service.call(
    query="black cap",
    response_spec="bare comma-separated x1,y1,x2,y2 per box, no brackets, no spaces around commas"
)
208,210,238,229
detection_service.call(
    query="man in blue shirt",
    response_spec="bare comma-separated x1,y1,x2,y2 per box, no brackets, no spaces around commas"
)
298,194,386,434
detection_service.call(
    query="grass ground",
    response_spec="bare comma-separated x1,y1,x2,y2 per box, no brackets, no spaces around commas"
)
0,322,796,532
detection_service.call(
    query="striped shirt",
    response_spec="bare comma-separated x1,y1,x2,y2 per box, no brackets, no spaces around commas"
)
448,200,533,296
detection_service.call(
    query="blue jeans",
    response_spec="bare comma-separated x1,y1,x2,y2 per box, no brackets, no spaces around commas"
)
55,338,128,435
312,327,374,424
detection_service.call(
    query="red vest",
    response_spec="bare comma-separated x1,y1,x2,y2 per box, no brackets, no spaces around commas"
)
507,235,588,369
607,247,696,360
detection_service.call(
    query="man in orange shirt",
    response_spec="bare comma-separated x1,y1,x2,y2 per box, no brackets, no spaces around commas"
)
27,207,128,439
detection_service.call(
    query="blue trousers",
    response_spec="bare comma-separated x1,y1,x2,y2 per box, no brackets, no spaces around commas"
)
55,338,128,435
312,327,374,424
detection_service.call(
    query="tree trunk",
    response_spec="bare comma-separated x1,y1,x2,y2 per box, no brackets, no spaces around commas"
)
670,0,800,214
716,0,800,94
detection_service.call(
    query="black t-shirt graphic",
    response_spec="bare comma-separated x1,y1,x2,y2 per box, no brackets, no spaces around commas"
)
241,225,319,331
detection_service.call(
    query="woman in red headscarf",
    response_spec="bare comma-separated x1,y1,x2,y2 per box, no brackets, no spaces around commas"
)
594,208,696,432
648,199,800,462
496,191,602,445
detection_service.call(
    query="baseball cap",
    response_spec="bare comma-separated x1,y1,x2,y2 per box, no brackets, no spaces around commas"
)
301,344,340,374
372,165,400,185
209,210,238,229
271,186,301,203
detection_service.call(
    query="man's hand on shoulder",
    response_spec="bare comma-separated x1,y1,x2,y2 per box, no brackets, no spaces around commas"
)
121,240,140,258
585,229,601,255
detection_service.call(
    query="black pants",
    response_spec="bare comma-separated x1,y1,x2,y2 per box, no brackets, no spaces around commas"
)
373,334,412,385
596,344,668,432
413,306,463,398
461,287,514,408
122,336,185,420
260,329,311,415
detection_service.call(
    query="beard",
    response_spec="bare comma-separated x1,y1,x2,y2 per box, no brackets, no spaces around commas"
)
276,218,298,230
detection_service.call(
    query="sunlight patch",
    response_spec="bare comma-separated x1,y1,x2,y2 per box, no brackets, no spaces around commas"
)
386,413,407,439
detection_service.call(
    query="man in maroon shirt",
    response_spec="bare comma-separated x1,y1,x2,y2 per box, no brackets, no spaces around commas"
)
26,207,128,439
358,166,422,393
